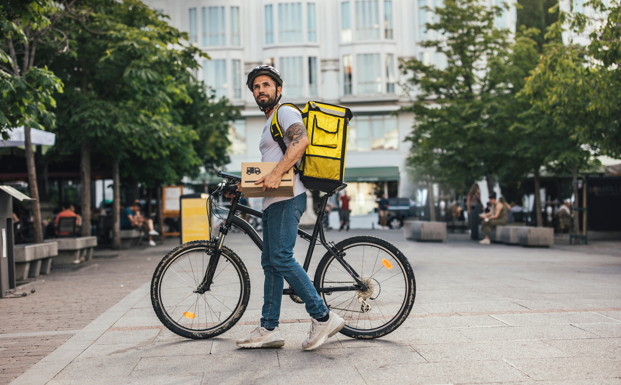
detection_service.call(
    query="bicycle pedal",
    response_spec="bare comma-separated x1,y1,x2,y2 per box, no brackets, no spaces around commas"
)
289,294,304,304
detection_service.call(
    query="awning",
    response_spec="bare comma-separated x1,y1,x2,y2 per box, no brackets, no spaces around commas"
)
344,166,400,183
1,127,56,147
0,186,34,201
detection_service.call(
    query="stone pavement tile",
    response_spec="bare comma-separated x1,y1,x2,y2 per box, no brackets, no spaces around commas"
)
94,329,160,345
509,357,621,381
198,366,366,385
276,343,425,370
131,351,279,377
467,380,621,385
418,300,531,314
544,337,621,358
407,314,507,329
458,324,598,342
48,374,204,385
356,359,529,385
572,322,621,337
372,324,471,345
111,308,162,328
492,312,621,326
414,340,570,362
50,349,142,381
153,328,192,343
598,311,621,321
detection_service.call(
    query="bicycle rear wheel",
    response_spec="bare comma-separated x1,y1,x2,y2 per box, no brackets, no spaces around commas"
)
151,241,250,339
314,236,415,339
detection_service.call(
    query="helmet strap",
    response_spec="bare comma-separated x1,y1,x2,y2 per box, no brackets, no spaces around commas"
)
258,93,282,113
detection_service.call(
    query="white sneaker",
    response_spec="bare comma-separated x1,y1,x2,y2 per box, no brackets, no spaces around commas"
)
149,240,157,246
149,230,159,236
236,326,285,348
479,238,490,245
302,311,345,351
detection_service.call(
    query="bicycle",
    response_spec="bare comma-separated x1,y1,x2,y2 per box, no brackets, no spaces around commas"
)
151,172,416,340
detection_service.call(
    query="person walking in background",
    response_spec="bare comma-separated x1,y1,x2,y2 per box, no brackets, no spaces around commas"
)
339,191,351,231
377,193,389,229
466,184,482,240
479,192,507,244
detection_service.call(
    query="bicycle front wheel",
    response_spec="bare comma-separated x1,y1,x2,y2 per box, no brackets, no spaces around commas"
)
314,236,416,339
151,241,250,339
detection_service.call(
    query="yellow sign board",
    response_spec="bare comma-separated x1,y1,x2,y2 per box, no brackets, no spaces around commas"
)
180,194,211,243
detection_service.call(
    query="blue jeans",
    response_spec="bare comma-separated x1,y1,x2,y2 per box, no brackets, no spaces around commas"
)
260,193,329,328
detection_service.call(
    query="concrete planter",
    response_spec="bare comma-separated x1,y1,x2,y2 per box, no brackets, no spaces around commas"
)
404,221,447,242
14,242,58,281
518,227,554,247
501,226,522,245
45,236,97,264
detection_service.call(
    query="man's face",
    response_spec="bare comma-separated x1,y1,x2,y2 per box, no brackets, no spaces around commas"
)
69,205,75,212
252,75,281,109
490,198,496,205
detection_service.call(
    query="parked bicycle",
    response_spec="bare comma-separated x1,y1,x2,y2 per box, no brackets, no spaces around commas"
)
151,172,416,340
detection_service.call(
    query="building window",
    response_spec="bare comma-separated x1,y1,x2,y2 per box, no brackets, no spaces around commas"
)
279,57,303,98
201,8,207,45
203,59,227,99
309,57,318,97
418,0,427,39
355,0,380,40
348,114,398,151
228,119,246,155
265,5,274,44
384,0,393,39
231,6,241,46
341,2,352,43
232,59,242,99
308,3,317,42
386,54,395,93
189,8,197,43
357,53,381,94
278,3,303,43
343,55,352,95
206,6,225,46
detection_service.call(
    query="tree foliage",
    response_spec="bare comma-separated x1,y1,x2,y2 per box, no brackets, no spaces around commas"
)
46,0,237,186
401,0,513,193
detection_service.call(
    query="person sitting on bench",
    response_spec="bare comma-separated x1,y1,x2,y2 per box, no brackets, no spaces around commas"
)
479,192,507,245
55,202,82,236
121,201,159,246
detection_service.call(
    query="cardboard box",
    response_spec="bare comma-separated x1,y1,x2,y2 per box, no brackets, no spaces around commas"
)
241,162,295,198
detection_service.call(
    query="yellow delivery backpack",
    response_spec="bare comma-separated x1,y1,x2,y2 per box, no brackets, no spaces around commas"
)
270,101,353,192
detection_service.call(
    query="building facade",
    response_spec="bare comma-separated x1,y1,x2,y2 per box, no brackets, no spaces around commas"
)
141,0,516,215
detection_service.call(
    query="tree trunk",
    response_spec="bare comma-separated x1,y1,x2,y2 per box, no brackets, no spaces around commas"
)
112,160,121,249
35,146,48,201
572,164,579,234
131,180,139,203
428,179,436,222
80,139,91,237
534,168,543,227
24,127,43,243
486,174,495,198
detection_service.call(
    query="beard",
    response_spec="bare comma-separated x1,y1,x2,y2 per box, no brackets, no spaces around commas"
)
255,91,278,109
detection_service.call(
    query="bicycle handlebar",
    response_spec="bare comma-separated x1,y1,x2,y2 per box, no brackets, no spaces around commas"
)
217,171,241,183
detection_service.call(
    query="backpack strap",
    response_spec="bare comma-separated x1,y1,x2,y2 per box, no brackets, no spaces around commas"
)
270,103,304,173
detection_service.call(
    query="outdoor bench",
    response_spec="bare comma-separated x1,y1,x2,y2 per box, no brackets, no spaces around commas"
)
518,227,554,247
501,226,523,245
119,229,143,249
14,242,58,281
404,220,447,242
45,236,97,264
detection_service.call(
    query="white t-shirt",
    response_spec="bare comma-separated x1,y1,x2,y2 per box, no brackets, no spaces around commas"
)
259,104,308,210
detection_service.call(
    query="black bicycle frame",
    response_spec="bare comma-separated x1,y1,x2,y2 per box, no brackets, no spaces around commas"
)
196,186,367,295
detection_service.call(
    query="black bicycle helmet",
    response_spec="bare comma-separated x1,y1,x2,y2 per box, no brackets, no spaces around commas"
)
246,65,283,91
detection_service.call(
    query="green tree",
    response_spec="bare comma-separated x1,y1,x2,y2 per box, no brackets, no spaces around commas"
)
1,0,73,243
401,0,512,198
47,0,236,246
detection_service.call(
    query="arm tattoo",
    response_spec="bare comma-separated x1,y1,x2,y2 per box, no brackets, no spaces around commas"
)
285,122,308,147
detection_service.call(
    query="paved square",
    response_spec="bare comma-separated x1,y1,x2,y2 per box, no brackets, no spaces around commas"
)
6,231,621,384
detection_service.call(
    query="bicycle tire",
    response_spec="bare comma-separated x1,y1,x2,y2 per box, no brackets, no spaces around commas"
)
314,236,415,339
151,240,250,339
